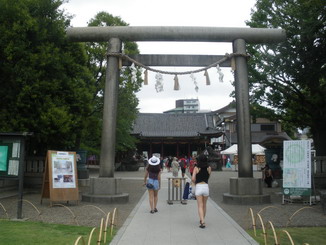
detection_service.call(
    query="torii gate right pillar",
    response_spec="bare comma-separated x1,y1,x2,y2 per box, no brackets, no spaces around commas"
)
223,39,270,204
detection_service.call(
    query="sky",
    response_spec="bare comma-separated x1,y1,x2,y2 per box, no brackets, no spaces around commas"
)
60,0,257,113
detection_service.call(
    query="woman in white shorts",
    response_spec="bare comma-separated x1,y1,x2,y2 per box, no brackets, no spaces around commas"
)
191,153,211,228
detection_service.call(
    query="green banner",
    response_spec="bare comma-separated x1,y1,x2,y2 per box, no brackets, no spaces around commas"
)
0,145,9,171
283,188,311,196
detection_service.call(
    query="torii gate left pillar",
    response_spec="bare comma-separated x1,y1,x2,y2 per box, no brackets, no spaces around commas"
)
82,38,129,203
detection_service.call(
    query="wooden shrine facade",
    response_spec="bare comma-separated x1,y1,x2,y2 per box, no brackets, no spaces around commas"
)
131,113,222,158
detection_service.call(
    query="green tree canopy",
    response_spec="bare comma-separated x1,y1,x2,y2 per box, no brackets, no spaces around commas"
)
0,0,95,154
246,0,326,155
80,12,143,157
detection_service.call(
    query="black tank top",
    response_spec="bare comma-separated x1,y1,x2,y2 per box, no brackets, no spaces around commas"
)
195,167,209,184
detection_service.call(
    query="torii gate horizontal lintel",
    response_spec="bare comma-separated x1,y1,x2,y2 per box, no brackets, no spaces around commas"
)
123,54,231,67
66,26,286,44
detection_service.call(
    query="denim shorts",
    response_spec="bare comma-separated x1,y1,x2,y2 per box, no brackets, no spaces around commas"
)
195,183,209,196
147,178,159,190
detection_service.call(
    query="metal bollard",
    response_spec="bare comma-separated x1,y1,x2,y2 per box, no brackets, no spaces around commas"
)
167,177,187,205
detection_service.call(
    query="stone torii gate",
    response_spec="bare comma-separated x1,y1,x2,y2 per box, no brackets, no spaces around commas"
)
67,26,286,204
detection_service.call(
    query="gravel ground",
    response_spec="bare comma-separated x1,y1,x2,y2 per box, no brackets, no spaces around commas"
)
0,167,325,230
208,170,326,229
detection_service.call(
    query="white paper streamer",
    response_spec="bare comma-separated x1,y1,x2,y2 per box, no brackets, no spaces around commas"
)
155,73,164,92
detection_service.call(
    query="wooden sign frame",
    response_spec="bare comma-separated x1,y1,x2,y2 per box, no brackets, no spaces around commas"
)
41,150,79,205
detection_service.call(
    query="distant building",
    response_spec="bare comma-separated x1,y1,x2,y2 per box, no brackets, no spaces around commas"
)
210,101,291,178
132,101,291,177
163,99,200,114
210,101,291,149
131,113,221,158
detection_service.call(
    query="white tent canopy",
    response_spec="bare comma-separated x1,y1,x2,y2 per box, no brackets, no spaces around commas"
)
220,144,266,155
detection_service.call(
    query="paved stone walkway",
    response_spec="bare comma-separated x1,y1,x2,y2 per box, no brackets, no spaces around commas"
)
111,170,258,245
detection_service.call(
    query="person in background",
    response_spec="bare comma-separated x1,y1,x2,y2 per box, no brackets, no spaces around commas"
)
262,164,273,188
178,155,188,178
143,154,148,170
192,153,211,228
144,156,161,213
189,155,197,176
159,156,164,170
171,157,179,177
226,157,232,168
166,156,172,172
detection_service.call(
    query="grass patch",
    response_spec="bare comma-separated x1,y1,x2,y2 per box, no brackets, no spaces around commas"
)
0,219,115,244
247,226,326,245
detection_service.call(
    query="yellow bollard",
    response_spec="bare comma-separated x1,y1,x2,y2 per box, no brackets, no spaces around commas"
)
88,227,97,245
53,203,79,225
248,208,257,236
256,213,267,245
0,202,9,219
282,230,295,245
74,235,86,245
82,205,106,216
111,208,117,237
286,207,314,227
268,221,279,245
103,212,111,243
97,218,104,245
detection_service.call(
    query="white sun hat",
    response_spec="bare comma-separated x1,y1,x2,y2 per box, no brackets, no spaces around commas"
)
148,156,160,166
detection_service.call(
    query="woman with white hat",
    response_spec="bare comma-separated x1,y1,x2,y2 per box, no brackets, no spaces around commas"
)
144,155,162,213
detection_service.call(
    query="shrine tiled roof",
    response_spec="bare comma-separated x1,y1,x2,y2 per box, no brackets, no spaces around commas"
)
131,113,222,138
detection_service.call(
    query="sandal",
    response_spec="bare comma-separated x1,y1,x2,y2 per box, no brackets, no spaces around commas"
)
154,208,158,212
199,221,206,228
150,210,155,214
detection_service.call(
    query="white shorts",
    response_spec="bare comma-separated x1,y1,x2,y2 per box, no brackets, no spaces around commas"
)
195,183,209,196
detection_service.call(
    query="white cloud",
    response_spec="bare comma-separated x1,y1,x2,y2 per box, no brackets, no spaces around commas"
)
61,0,256,112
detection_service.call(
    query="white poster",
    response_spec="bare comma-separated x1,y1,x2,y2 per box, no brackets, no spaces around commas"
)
51,152,76,188
283,140,311,195
8,160,19,176
12,143,20,158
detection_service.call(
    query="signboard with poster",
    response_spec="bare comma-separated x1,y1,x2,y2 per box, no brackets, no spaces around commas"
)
283,140,311,198
41,151,79,205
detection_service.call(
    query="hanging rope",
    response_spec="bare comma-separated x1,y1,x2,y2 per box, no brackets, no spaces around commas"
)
106,52,250,76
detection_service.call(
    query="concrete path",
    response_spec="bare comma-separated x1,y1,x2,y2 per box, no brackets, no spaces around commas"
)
111,170,258,245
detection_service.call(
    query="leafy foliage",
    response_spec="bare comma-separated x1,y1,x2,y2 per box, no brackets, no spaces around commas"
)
0,0,95,154
82,12,143,155
246,0,326,154
0,0,142,157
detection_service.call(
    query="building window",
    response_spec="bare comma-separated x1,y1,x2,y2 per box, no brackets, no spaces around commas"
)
260,124,275,131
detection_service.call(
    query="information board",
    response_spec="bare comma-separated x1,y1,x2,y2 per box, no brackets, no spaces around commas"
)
0,145,8,171
283,140,311,196
41,151,79,205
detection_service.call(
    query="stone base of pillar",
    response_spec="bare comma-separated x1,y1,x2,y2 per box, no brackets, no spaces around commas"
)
81,177,129,204
77,168,89,179
223,177,271,205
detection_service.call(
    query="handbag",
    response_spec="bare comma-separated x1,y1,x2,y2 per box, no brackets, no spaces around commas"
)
146,182,154,189
146,178,154,189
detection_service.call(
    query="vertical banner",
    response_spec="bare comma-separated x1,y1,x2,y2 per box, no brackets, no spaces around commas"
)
283,140,311,196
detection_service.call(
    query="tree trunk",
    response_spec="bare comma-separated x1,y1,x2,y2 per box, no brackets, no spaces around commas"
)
312,123,326,156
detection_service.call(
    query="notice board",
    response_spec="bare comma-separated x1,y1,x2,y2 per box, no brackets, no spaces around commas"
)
283,140,311,196
41,150,79,205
